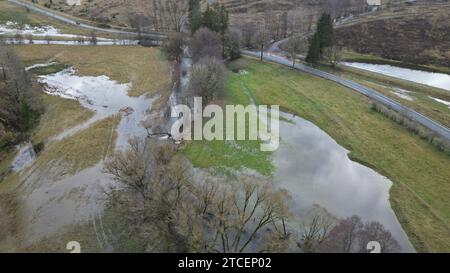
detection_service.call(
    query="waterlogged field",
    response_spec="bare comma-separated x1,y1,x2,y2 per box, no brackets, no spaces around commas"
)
0,0,93,36
14,45,171,97
218,58,450,252
0,44,172,251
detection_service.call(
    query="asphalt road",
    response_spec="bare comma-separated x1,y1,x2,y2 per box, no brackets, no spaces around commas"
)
8,0,167,40
8,0,449,140
242,50,450,141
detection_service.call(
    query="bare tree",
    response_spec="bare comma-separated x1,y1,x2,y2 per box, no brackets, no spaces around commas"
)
357,221,401,253
44,35,51,45
164,0,189,33
203,176,291,253
128,12,153,39
187,56,226,105
104,138,292,253
297,205,336,253
323,46,341,67
105,137,180,200
284,35,306,68
315,215,400,253
240,23,257,48
89,31,98,45
252,25,271,61
191,27,222,63
161,32,185,63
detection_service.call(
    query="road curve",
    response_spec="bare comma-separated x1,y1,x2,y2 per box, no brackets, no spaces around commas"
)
8,0,167,40
242,50,450,141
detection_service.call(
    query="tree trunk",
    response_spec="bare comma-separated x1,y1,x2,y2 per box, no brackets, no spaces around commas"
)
260,45,264,61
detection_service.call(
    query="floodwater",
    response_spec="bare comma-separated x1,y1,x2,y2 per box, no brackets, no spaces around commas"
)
391,88,414,101
38,67,153,148
2,39,139,46
0,21,139,46
430,97,450,108
12,66,155,247
274,112,415,252
0,21,108,40
342,62,450,91
11,142,37,172
20,163,114,244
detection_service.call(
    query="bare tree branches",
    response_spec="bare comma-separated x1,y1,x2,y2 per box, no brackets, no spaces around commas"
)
187,56,226,105
104,138,291,253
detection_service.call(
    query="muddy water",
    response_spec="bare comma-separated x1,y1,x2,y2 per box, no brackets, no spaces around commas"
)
274,113,415,252
342,62,450,92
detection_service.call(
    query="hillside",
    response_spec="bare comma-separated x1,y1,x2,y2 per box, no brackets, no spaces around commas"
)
336,1,450,67
26,0,371,31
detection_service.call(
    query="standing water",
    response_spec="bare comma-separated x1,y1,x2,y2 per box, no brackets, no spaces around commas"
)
274,113,415,252
342,62,450,91
12,142,37,172
38,67,154,149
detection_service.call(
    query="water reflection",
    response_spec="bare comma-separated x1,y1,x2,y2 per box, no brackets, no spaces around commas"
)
39,67,153,148
342,62,450,91
274,113,415,252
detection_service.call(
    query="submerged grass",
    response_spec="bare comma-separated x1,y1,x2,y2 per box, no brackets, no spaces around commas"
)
226,57,450,252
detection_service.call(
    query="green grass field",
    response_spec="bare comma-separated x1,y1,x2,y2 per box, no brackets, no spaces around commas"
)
183,75,274,177
216,57,450,252
315,58,450,129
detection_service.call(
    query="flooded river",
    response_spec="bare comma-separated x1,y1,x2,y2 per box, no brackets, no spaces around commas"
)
274,112,415,252
342,62,450,91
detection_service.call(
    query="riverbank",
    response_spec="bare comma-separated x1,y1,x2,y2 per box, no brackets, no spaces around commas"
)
222,58,450,252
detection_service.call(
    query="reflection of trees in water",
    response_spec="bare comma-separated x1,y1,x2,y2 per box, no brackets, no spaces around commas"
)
297,206,400,253
103,137,400,253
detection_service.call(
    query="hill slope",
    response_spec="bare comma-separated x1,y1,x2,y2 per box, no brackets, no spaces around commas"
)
336,1,450,66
